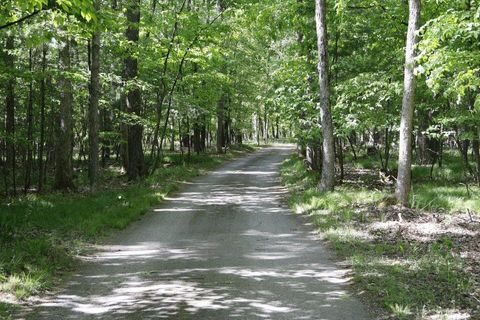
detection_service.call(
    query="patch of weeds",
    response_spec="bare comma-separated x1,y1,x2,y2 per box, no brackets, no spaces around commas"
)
0,274,45,299
389,303,412,319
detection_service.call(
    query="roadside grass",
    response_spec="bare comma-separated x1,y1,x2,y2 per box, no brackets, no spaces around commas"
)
0,301,16,319
281,154,477,319
0,144,256,302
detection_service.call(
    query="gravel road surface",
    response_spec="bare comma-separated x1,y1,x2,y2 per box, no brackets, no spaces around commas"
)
19,145,371,319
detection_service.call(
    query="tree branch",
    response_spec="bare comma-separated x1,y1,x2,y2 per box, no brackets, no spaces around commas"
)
0,10,42,30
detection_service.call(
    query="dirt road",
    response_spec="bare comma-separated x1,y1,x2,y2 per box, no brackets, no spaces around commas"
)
20,145,370,319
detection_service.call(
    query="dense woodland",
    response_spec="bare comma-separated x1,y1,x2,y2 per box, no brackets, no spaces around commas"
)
1,0,480,318
0,0,478,201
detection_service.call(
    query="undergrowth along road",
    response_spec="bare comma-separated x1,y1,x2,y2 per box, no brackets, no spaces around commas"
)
280,154,479,319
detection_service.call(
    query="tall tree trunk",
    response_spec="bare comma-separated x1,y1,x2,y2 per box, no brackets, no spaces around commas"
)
186,115,191,158
38,44,47,192
384,126,391,170
200,119,206,152
416,109,431,164
472,131,480,185
88,2,101,189
315,0,335,191
170,115,175,151
193,120,201,155
150,90,164,160
216,94,226,153
275,116,279,139
215,0,226,154
54,39,75,190
347,134,357,161
24,48,34,194
264,109,268,143
124,0,145,180
396,0,421,206
337,138,344,182
4,36,16,196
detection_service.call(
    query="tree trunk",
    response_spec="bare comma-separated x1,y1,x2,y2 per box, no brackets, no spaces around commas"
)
169,115,175,151
416,109,431,164
215,0,227,153
193,120,201,155
275,116,279,139
54,39,75,190
216,94,226,153
4,36,16,196
315,0,335,192
347,134,357,161
472,129,480,185
124,0,145,180
200,119,206,152
384,126,391,170
264,110,268,143
38,44,47,192
88,3,101,189
337,138,344,182
24,48,34,194
396,0,421,206
186,115,191,158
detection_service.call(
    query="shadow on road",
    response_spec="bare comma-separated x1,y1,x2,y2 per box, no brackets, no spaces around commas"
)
18,146,370,320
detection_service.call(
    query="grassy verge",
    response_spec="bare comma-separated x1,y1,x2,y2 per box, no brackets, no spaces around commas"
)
0,144,256,315
281,155,478,319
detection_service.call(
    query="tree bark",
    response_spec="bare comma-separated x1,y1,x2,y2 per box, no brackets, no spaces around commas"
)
124,0,145,180
89,1,101,189
315,0,335,192
396,0,421,206
54,39,75,190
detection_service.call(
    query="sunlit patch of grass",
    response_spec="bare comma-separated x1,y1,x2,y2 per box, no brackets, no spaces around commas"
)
0,274,45,299
280,154,476,319
412,183,480,213
389,303,412,319
288,185,385,215
0,145,257,301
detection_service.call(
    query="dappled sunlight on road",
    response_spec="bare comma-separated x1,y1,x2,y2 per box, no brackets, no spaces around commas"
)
18,146,369,319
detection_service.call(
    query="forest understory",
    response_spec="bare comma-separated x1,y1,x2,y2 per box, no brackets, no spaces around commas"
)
281,152,480,320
